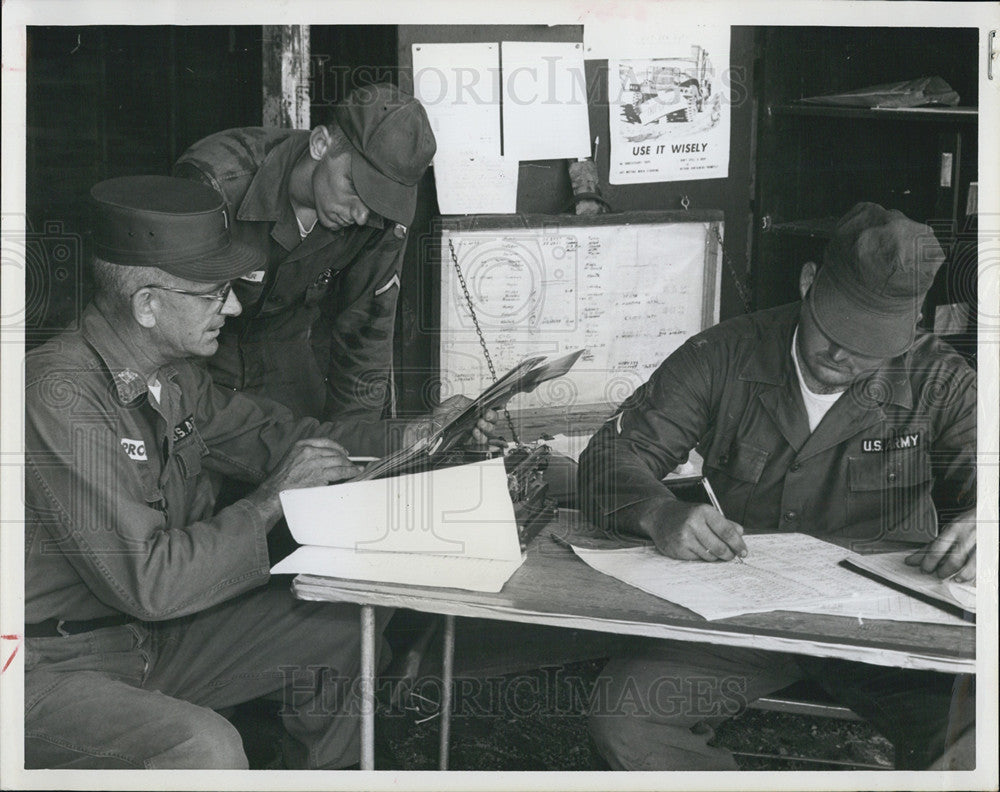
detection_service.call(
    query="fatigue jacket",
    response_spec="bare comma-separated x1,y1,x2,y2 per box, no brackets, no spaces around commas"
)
579,302,976,545
24,304,341,624
174,128,407,422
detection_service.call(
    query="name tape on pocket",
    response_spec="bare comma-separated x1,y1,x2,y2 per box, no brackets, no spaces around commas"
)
173,415,196,443
862,433,921,453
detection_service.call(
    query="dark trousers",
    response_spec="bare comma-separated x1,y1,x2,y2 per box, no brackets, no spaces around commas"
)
588,639,975,770
24,583,389,769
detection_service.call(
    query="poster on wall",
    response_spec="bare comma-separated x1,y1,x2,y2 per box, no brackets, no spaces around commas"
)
607,28,730,184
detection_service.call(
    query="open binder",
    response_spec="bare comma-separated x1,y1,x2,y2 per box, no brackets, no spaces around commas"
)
355,348,585,482
271,458,523,592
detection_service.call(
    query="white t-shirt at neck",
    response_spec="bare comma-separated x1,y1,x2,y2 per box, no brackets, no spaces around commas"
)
791,326,844,433
147,375,162,405
295,211,317,240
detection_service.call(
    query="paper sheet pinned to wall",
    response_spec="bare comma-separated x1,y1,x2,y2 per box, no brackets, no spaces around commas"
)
605,26,731,183
412,42,518,214
501,41,591,160
432,153,519,214
413,42,501,155
584,22,725,61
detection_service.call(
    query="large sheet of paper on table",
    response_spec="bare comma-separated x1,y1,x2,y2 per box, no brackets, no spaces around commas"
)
272,458,523,593
572,533,969,625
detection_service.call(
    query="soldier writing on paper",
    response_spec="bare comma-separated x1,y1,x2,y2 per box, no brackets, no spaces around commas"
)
578,203,976,770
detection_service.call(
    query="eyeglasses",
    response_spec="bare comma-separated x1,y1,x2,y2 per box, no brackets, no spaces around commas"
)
139,282,233,312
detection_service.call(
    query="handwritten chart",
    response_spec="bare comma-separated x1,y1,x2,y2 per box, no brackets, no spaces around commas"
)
439,214,722,416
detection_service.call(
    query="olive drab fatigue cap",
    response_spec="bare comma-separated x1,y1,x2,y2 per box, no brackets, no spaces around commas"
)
90,175,265,282
333,83,436,227
809,202,946,358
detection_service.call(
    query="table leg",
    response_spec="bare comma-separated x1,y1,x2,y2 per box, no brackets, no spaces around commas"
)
439,614,456,770
360,604,376,770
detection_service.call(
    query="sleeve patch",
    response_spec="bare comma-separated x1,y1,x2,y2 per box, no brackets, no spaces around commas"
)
374,274,401,297
120,438,148,461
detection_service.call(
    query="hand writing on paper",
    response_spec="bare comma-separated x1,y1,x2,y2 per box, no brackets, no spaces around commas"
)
904,509,976,583
249,438,359,524
641,501,748,562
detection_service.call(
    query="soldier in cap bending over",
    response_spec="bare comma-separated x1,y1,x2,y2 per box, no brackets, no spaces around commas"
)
174,83,437,430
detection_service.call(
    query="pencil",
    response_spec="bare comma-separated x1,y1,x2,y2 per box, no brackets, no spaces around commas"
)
703,477,745,564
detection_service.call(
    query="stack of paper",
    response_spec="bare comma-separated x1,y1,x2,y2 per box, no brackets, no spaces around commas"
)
845,551,976,613
272,458,523,593
356,349,585,482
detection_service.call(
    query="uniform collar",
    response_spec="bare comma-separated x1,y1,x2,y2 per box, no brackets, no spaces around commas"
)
738,301,913,409
236,131,307,224
848,358,913,411
236,129,385,249
80,304,177,405
737,303,798,387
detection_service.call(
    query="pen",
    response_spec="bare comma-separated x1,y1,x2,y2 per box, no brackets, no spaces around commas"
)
348,456,378,463
702,477,745,564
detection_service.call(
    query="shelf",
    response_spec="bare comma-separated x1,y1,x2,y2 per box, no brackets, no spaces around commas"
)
770,104,978,123
765,217,838,239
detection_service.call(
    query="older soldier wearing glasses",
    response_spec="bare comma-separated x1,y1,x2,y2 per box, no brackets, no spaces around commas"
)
23,175,494,769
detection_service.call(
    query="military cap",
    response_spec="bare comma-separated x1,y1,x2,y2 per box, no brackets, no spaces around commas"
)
809,202,946,358
333,82,436,227
90,175,264,282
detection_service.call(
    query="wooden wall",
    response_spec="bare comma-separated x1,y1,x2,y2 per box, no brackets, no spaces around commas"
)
25,26,262,346
393,25,758,415
752,27,979,356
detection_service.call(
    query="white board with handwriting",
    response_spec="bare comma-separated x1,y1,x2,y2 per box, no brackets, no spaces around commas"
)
439,217,722,415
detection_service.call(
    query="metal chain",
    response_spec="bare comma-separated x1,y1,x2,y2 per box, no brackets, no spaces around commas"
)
714,225,754,314
447,238,520,444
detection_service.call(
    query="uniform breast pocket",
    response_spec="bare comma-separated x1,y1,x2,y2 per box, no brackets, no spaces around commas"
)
135,463,167,514
304,267,335,308
232,276,265,309
703,440,770,525
847,448,935,541
848,447,933,492
705,440,770,484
